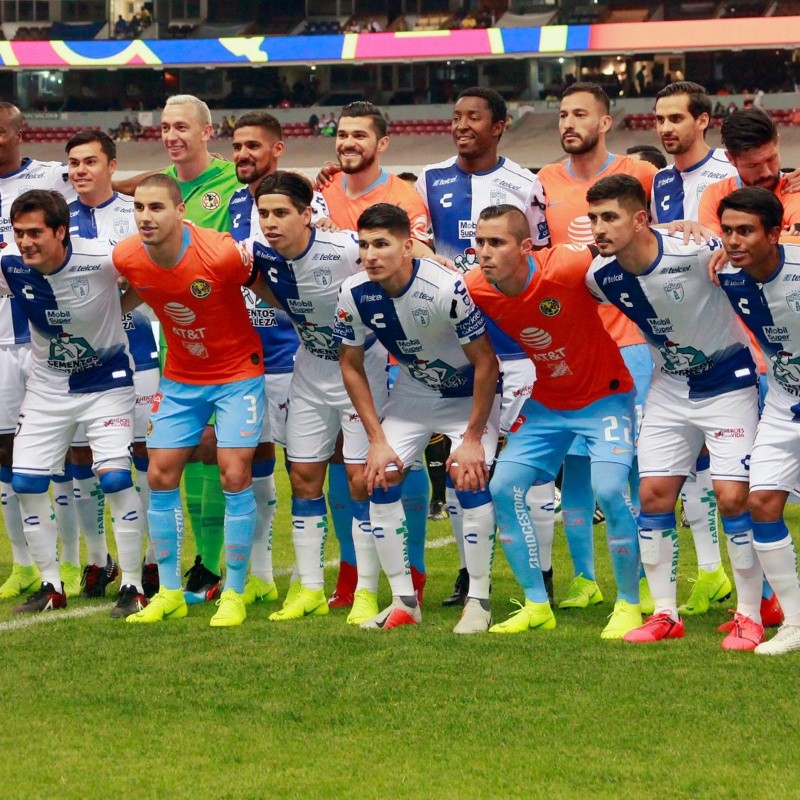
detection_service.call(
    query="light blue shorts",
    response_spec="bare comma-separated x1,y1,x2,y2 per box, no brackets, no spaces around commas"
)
500,390,636,482
147,376,265,450
567,343,652,457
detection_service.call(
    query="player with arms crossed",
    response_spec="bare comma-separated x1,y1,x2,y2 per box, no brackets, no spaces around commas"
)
335,203,501,632
585,174,762,648
114,174,264,628
3,190,145,617
467,205,641,639
714,187,800,654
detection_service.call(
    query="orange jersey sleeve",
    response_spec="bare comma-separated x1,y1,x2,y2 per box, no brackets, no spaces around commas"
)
113,225,263,385
466,245,633,410
322,171,431,242
698,176,738,234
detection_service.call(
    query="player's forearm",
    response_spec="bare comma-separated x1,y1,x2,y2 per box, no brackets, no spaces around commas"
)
339,348,387,445
120,287,144,314
463,356,499,443
249,275,283,310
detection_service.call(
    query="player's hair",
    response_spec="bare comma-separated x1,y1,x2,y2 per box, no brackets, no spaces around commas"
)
357,203,411,239
717,186,783,233
655,80,712,120
456,87,507,125
0,101,24,129
66,128,117,162
721,108,777,156
137,173,184,206
164,94,212,126
562,82,611,115
626,144,667,169
339,101,388,138
477,205,531,243
586,174,648,212
10,189,70,246
397,171,418,183
233,110,283,141
255,170,313,213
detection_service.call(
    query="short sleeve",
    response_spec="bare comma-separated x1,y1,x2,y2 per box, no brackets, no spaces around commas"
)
525,174,550,247
447,275,487,344
332,282,367,347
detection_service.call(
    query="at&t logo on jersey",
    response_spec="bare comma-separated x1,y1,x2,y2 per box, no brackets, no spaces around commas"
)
163,302,196,326
519,327,553,350
201,191,221,211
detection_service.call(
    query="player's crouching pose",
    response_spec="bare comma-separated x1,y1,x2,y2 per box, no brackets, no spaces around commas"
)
715,187,800,654
113,174,265,628
336,203,501,632
3,190,146,617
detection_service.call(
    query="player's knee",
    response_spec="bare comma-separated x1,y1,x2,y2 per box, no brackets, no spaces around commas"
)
98,469,133,494
218,465,250,494
638,480,679,514
11,473,50,495
748,490,786,522
715,486,749,518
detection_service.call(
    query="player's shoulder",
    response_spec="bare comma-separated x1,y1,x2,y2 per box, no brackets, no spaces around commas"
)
535,160,566,180
701,175,737,200
112,231,142,260
70,235,112,256
779,239,800,265
538,242,593,274
229,185,251,208
420,156,458,176
415,256,459,286
314,227,359,251
320,171,345,197
341,269,372,294
656,228,712,257
495,156,536,183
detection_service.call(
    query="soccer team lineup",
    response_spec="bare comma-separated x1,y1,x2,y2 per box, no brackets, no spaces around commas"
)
5,77,800,657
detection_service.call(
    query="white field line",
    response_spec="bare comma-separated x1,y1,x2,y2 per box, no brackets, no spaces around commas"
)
0,534,455,633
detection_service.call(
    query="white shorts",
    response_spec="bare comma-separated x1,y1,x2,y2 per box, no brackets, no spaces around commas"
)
72,366,159,446
381,379,501,471
286,345,388,464
499,357,535,435
638,381,757,482
750,404,800,494
260,371,292,446
14,383,136,476
0,343,31,434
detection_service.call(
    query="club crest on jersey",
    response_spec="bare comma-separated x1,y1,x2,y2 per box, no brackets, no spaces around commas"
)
663,280,685,303
113,217,130,238
201,191,221,211
313,266,332,287
190,279,212,299
412,307,430,327
787,291,800,315
70,277,89,298
539,297,561,317
489,189,506,206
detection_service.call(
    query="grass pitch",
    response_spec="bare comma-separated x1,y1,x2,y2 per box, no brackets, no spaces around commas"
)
0,467,798,800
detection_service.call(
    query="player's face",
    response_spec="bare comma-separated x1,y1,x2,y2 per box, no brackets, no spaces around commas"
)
719,208,781,271
655,94,707,155
358,227,412,285
12,210,67,271
134,185,185,246
335,116,387,174
559,92,610,156
160,103,212,165
0,109,22,166
256,194,312,254
67,141,116,200
452,96,503,161
232,126,284,185
729,141,781,191
588,198,644,256
474,216,530,287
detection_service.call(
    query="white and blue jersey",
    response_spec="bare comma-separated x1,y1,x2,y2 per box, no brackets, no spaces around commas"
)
67,193,156,372
650,148,736,223
0,158,77,346
718,242,800,419
0,239,133,394
586,230,756,399
334,257,496,399
417,155,548,360
252,227,369,363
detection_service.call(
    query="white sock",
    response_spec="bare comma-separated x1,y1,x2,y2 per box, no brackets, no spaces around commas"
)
526,482,555,572
106,485,144,592
292,501,328,590
722,526,762,622
446,486,466,570
353,514,380,593
1,480,34,566
74,475,108,567
370,498,413,597
754,535,800,625
250,473,277,582
640,524,679,618
462,500,495,599
18,492,60,588
52,477,80,565
681,469,722,571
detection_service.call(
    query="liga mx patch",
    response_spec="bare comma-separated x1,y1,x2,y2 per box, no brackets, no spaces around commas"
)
539,297,561,317
190,279,212,299
201,191,221,211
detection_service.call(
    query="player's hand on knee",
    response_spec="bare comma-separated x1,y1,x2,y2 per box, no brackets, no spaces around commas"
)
448,441,489,493
365,441,403,493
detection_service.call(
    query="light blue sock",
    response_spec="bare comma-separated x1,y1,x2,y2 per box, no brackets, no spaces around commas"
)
561,454,596,580
327,462,356,566
148,489,184,590
223,487,256,594
490,460,549,603
592,460,639,604
402,465,429,573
